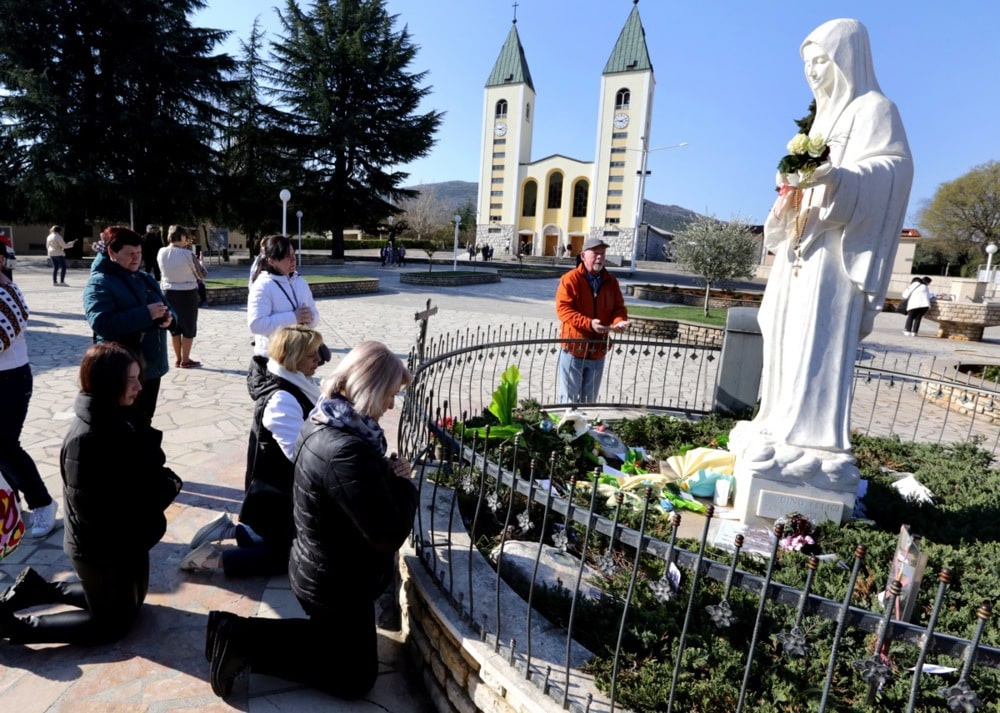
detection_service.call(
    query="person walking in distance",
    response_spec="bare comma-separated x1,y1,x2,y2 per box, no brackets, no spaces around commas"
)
46,225,76,287
141,224,164,281
903,277,933,336
555,236,630,403
0,249,59,538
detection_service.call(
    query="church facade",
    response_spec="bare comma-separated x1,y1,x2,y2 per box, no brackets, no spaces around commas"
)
475,4,655,261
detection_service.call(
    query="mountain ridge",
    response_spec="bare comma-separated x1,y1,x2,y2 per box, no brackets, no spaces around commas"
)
404,180,701,233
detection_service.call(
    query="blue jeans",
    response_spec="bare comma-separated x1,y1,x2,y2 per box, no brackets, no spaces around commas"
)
557,349,605,404
51,256,67,283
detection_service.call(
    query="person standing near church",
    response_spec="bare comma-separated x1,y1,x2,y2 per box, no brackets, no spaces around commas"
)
141,224,163,281
0,249,60,538
555,236,629,403
46,226,76,287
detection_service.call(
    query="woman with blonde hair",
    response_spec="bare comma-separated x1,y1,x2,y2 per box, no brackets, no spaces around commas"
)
157,224,204,368
181,325,324,576
206,341,416,700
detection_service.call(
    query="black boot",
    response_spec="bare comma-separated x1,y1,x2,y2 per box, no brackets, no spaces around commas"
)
204,610,238,662
0,567,55,614
210,616,250,698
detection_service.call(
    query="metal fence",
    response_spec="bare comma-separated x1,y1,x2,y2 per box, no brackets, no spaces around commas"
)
397,313,1000,712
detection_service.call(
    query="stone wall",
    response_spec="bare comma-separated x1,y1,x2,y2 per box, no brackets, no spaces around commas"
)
398,484,615,713
629,284,762,310
400,272,500,287
204,278,379,306
628,316,724,346
921,365,1000,425
926,301,1000,341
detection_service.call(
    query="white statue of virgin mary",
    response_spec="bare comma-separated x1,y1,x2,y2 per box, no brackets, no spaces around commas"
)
730,19,912,480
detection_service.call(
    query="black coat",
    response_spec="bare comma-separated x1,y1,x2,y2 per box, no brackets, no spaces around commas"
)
289,418,418,610
240,376,314,545
61,393,182,563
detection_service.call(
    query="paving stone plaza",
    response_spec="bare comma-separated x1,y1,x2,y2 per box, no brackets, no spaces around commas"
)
1,252,996,712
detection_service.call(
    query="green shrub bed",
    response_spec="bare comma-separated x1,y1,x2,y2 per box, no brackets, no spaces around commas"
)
441,408,1000,711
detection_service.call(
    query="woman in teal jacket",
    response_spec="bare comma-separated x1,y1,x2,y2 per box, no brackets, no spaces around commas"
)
84,225,175,425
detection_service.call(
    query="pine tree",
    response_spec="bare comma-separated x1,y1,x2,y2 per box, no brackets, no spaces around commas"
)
266,0,443,257
0,0,236,234
216,20,298,248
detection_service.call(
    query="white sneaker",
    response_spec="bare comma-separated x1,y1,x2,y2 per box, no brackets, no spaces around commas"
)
28,501,58,538
179,542,222,572
189,513,235,550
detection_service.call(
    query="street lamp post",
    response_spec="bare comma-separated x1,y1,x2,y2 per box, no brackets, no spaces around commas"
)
452,214,462,271
986,242,998,286
279,189,291,236
296,210,303,256
629,141,687,275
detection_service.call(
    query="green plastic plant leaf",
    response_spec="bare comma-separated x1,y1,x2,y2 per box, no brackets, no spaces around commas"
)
488,365,520,426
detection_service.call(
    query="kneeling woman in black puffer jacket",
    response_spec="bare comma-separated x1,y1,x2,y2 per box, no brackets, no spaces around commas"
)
0,342,182,644
207,340,417,700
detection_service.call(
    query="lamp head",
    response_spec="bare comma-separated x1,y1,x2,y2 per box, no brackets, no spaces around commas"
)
987,243,998,256
279,189,291,203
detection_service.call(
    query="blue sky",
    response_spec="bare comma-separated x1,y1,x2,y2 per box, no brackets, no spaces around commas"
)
194,1,999,229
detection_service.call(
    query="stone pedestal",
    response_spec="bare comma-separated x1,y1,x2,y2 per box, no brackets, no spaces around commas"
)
729,421,859,528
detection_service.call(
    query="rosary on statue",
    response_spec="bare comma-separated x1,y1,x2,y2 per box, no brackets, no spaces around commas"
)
791,188,814,277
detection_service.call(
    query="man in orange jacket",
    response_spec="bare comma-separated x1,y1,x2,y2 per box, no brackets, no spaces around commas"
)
555,236,630,403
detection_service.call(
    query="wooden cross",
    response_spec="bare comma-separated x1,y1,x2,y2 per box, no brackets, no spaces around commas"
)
414,298,438,364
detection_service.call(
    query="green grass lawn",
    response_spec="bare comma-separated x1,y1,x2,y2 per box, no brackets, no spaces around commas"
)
204,275,367,288
628,304,729,327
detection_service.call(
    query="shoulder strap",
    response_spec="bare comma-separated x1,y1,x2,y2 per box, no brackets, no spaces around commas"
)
272,279,298,310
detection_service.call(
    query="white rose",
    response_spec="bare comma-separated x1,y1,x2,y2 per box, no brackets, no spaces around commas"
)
786,133,810,155
807,134,826,157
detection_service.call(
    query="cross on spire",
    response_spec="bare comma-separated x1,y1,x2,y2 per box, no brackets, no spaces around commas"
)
512,1,519,24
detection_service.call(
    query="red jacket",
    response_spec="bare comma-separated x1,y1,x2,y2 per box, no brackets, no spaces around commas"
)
556,264,628,359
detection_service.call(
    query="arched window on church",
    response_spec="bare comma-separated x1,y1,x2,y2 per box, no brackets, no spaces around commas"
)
495,99,508,119
572,180,589,218
522,181,537,217
615,88,630,110
547,173,563,210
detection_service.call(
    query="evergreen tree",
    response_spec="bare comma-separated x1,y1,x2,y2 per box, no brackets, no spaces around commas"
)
216,19,298,248
0,0,236,236
266,0,442,258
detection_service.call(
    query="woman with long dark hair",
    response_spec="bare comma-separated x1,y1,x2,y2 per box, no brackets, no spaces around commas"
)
246,235,318,398
0,343,182,645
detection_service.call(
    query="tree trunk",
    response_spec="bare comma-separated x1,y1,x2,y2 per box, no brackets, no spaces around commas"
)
703,283,711,317
329,225,345,260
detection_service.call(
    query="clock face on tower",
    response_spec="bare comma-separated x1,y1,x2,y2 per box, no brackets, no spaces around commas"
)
494,122,508,137
613,112,629,129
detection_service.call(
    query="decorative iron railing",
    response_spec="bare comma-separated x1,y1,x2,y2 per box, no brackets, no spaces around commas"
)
397,310,1000,712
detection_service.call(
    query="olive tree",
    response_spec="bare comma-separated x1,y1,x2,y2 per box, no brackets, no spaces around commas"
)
672,214,758,315
916,161,1000,275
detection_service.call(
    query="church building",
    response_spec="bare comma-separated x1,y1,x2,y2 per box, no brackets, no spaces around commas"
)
475,2,654,261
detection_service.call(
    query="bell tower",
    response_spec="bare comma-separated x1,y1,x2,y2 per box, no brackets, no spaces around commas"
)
591,2,655,246
476,19,535,247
